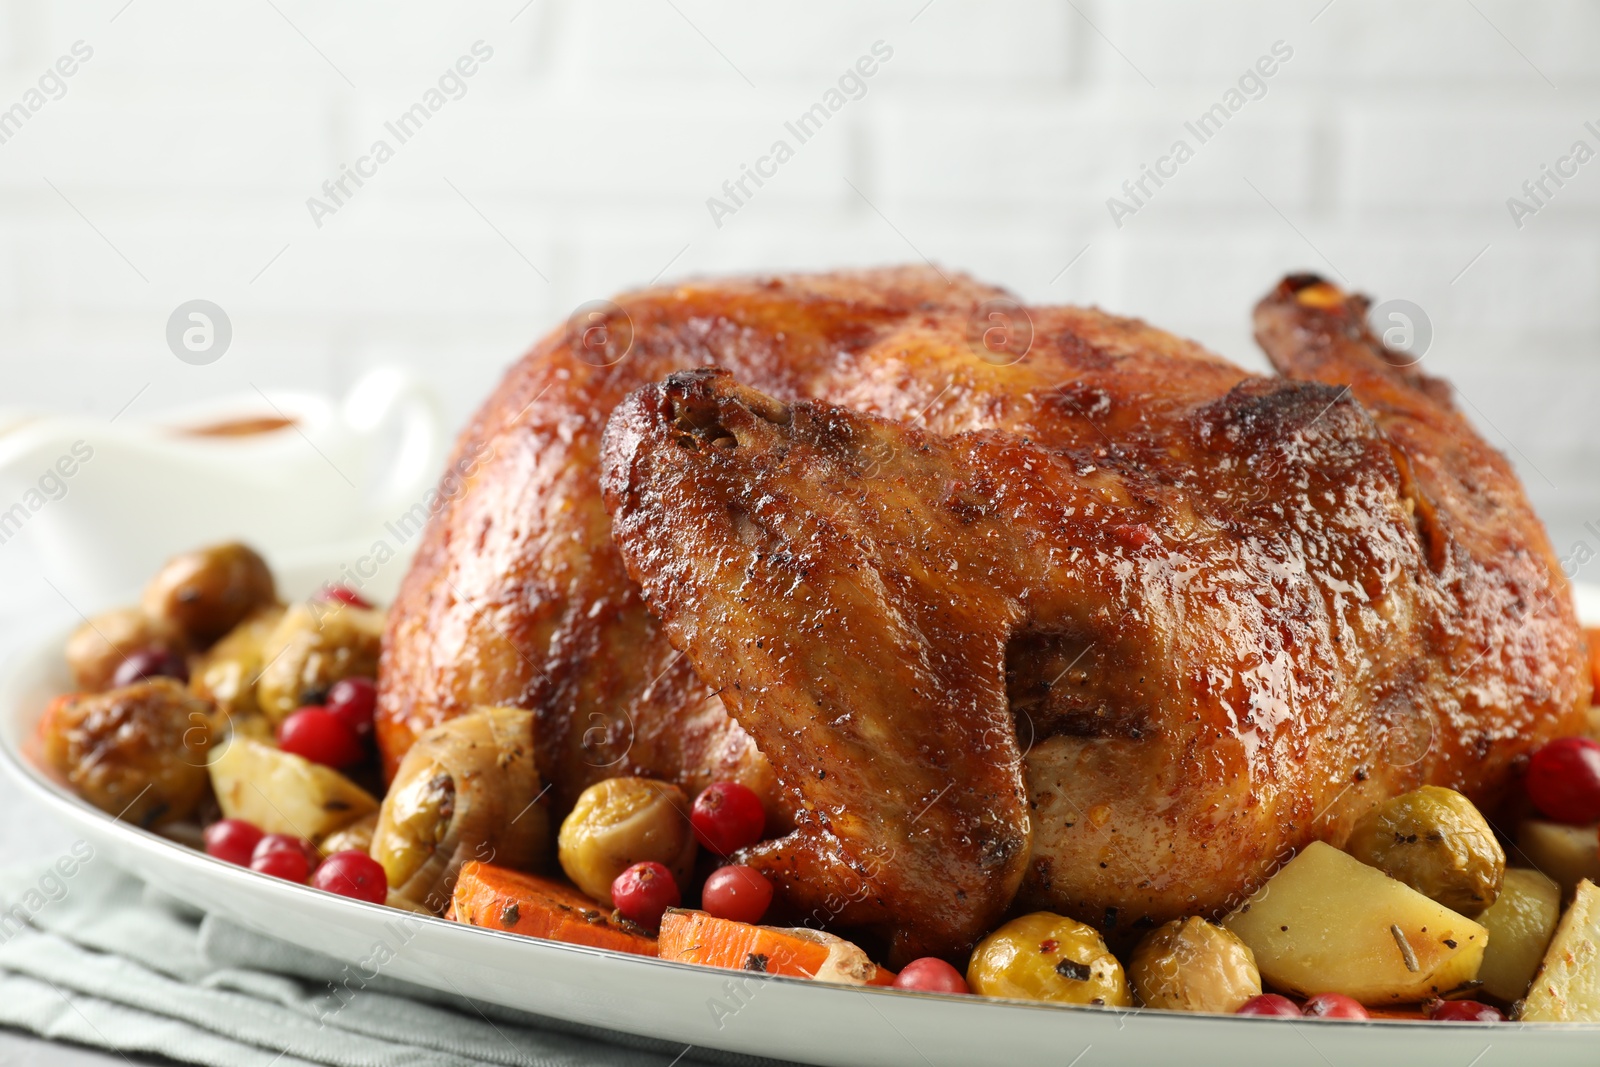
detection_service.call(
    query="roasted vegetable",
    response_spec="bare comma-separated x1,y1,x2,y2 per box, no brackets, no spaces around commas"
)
1522,878,1600,1020
557,776,696,905
1128,917,1261,1013
255,601,383,723
1516,819,1600,897
1476,868,1561,1004
208,734,377,840
142,542,277,648
65,608,188,693
966,912,1132,1007
318,811,378,856
658,909,894,985
190,605,285,723
40,679,214,826
1345,786,1505,915
372,707,548,912
1223,841,1486,1005
453,861,658,956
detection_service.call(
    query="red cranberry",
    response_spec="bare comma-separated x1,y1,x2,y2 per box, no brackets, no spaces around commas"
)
326,677,378,738
252,832,316,860
691,781,766,856
893,958,969,994
249,833,316,883
322,585,373,609
1302,992,1369,1019
1236,994,1302,1017
700,865,774,925
278,706,364,768
1427,999,1504,1023
112,648,188,687
610,861,679,929
310,850,389,904
203,818,263,866
1526,737,1600,824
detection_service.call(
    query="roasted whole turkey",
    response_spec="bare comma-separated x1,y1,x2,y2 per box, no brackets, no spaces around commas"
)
378,267,1587,965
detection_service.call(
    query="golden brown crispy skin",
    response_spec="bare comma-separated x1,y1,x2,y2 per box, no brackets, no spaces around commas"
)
603,369,1039,962
382,267,1586,962
379,266,1234,817
1253,274,1589,802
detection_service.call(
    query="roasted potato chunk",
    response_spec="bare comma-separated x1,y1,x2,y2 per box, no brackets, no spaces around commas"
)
1517,819,1600,897
208,734,377,840
1129,917,1261,1013
65,608,187,693
1522,878,1600,1020
966,912,1132,1007
142,542,277,648
1345,786,1504,915
1477,868,1561,1004
190,605,285,723
254,602,383,723
40,679,215,827
1224,842,1487,1005
557,777,696,904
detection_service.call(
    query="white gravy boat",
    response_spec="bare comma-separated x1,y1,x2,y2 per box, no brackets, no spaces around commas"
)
0,368,443,609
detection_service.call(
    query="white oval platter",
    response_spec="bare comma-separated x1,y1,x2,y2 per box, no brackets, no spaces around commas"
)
2,557,1596,1067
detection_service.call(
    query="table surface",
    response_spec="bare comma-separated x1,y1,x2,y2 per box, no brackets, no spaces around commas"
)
0,770,181,1065
0,1028,173,1066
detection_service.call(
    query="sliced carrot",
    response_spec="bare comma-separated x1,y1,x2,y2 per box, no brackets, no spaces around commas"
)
451,861,657,957
658,908,895,986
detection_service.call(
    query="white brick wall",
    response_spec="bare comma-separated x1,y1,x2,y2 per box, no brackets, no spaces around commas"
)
2,0,1600,561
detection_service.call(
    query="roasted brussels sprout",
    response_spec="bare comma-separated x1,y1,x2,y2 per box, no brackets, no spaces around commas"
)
40,679,215,827
1345,785,1505,915
141,542,277,648
318,811,379,856
372,707,548,912
1128,917,1261,1013
254,602,383,723
966,912,1132,1007
558,777,697,904
190,605,285,723
65,608,188,693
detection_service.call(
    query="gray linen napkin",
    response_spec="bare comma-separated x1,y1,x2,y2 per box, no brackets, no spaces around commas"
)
0,858,793,1067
